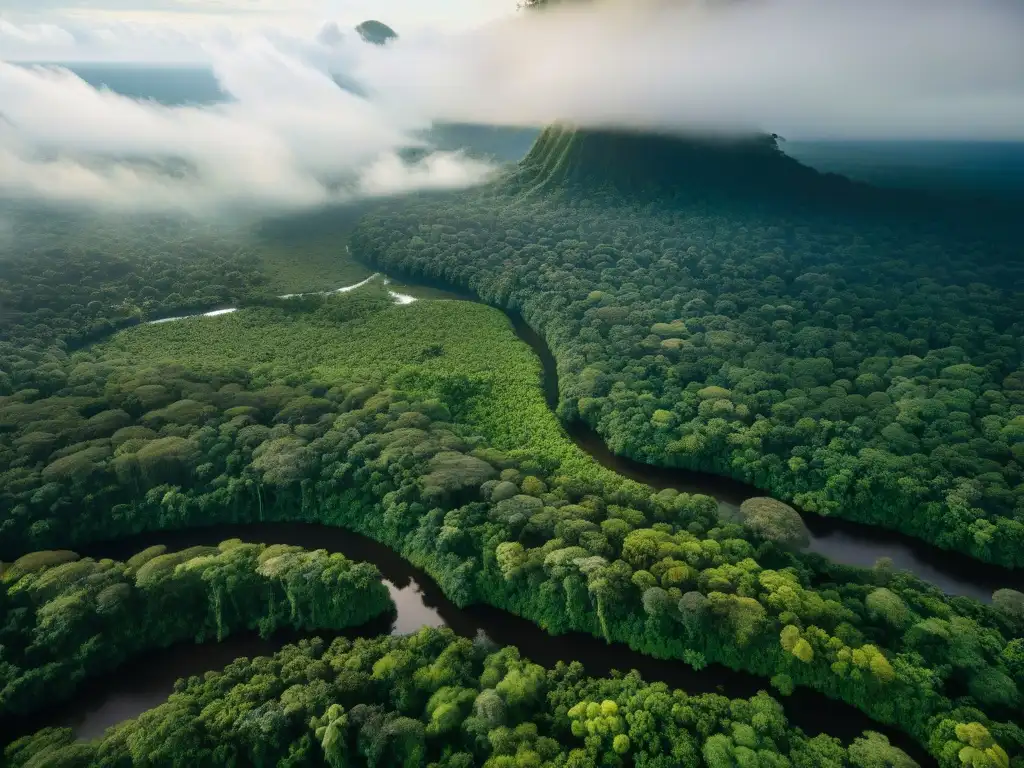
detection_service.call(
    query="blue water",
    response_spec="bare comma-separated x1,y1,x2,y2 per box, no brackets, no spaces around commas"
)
47,62,226,106
21,62,1024,195
785,140,1024,199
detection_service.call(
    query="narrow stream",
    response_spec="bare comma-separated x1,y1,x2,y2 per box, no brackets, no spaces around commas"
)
487,296,1018,602
22,523,932,765
132,273,1019,600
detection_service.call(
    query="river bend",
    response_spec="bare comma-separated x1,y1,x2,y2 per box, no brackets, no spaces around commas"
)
129,273,1018,600
12,523,931,766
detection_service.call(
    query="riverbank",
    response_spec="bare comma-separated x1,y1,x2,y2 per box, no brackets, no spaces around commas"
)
5,287,1016,766
101,270,1018,600
13,523,930,766
384,270,1021,601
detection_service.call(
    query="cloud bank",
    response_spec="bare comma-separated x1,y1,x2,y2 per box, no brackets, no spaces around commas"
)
0,38,495,214
358,0,1024,141
1,0,1023,213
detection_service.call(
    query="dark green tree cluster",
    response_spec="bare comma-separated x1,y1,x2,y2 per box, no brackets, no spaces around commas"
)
0,539,392,718
0,316,1018,765
349,127,1024,566
0,204,269,398
6,627,935,768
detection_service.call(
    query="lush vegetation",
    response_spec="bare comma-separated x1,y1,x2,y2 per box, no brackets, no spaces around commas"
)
6,626,942,768
0,202,372,398
350,126,1024,567
0,281,622,555
3,106,1023,766
0,287,1020,765
0,539,392,718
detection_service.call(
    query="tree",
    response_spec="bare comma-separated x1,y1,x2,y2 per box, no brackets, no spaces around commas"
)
865,588,912,629
421,451,497,499
991,589,1024,622
251,437,314,487
951,723,1010,768
738,497,810,549
315,704,350,768
134,436,200,485
847,731,917,768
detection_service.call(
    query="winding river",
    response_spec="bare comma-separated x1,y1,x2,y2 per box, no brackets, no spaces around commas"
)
125,272,1021,601
18,272,1017,763
20,523,932,766
139,273,1017,600
508,313,1018,602
394,277,1020,602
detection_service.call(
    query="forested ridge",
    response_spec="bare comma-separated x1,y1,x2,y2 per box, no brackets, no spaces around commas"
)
350,126,1024,567
8,627,939,768
0,284,1019,765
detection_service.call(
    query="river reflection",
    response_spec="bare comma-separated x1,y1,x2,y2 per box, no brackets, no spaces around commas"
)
12,524,456,741
35,523,933,766
504,309,1017,602
564,418,1016,602
128,272,1017,600
51,615,391,742
57,574,453,742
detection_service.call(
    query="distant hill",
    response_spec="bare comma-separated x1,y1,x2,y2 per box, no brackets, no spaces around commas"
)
355,20,398,46
45,64,1024,202
784,140,1024,201
508,124,1022,231
514,123,849,199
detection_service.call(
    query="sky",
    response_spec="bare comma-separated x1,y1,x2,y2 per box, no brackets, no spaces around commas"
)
0,0,515,62
1,0,514,28
1,0,1023,215
0,0,515,212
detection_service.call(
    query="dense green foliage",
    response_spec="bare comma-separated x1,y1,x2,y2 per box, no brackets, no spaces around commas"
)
0,204,372,397
0,285,621,554
0,209,258,368
0,539,391,718
350,126,1024,566
4,25,1022,768
0,290,1018,764
7,627,935,768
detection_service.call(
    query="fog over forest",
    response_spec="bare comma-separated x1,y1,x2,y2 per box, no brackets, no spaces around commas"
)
2,0,1023,212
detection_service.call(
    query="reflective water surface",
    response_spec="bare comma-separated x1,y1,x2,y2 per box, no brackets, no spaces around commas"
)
22,523,931,766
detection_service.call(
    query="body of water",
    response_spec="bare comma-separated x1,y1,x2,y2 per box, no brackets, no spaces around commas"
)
124,272,1019,601
10,523,929,766
400,277,1021,602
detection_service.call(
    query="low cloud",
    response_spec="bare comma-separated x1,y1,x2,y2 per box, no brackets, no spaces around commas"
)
0,39,495,214
1,0,1022,214
359,0,1024,141
0,19,77,48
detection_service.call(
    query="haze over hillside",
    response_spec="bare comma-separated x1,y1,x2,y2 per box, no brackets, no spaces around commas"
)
2,0,1023,213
